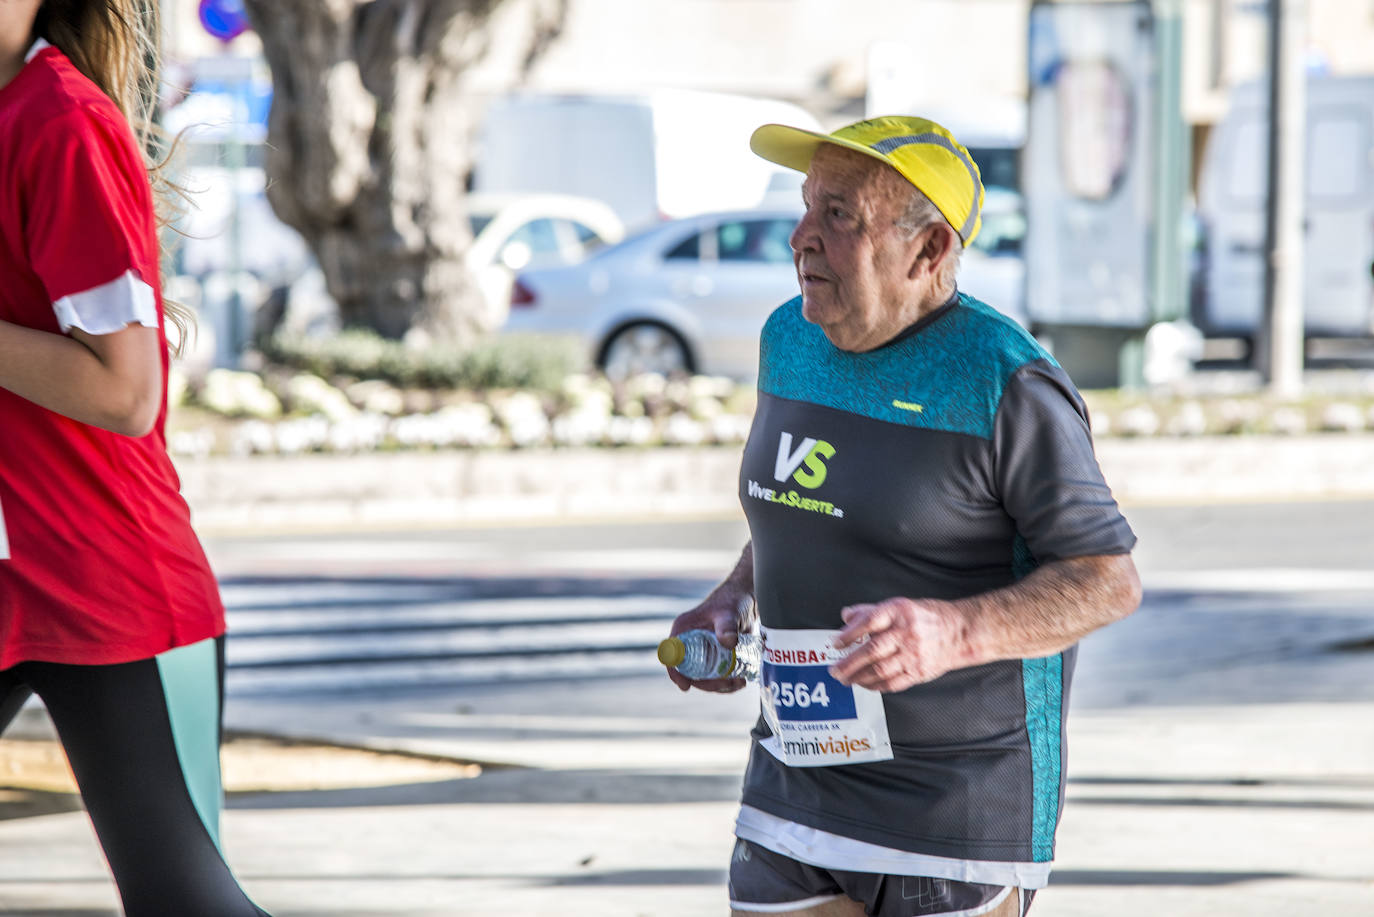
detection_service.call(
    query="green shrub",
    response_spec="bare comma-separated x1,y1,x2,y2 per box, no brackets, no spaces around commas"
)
263,330,581,392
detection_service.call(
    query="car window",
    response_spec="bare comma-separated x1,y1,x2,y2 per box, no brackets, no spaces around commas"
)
967,148,1019,196
718,221,751,260
469,214,494,237
563,219,611,257
570,221,604,245
757,219,796,263
969,207,1026,256
716,219,795,263
666,232,701,260
506,218,562,254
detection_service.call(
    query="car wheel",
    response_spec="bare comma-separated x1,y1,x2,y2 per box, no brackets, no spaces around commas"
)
600,322,693,379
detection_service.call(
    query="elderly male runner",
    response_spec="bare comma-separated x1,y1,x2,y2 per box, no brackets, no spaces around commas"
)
664,116,1141,917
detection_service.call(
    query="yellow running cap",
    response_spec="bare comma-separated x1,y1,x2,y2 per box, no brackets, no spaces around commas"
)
750,115,984,246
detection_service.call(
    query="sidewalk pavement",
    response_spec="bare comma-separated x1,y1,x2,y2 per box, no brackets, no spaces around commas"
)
172,434,1374,534
2,440,1373,915
4,630,1372,916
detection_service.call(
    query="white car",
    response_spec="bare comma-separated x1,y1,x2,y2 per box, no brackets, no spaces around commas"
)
504,209,804,380
463,192,625,328
505,195,1028,380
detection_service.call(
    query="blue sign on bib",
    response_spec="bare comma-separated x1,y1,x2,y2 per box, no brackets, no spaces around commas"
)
761,662,856,721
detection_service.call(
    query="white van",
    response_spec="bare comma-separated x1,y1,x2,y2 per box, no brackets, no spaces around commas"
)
472,90,821,231
1196,75,1374,338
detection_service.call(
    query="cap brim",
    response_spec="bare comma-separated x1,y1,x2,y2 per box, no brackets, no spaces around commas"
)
750,123,901,175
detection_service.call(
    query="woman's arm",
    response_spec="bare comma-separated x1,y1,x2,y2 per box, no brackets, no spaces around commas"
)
0,319,162,436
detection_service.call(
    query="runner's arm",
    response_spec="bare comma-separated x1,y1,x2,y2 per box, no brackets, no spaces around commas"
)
0,320,162,436
830,552,1141,692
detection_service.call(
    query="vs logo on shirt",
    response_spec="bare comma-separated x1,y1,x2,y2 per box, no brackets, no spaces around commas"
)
774,432,835,489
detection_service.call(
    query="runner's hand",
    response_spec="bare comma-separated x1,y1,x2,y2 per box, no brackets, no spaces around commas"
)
665,592,751,694
830,598,966,692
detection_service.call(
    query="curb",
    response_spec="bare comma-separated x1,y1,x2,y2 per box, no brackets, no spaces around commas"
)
175,434,1374,534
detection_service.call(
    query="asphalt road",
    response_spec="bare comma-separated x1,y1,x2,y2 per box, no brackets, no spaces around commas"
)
201,497,1374,578
191,499,1374,713
2,501,1371,915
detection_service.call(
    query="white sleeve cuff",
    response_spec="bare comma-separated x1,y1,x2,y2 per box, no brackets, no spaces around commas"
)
52,269,159,335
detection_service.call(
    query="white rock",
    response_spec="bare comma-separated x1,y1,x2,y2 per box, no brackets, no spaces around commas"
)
1165,401,1209,437
662,412,707,446
1116,405,1161,437
287,374,358,423
200,369,282,419
1320,402,1365,433
1268,407,1308,436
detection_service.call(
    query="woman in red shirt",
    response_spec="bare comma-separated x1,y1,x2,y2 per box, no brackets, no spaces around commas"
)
0,2,268,913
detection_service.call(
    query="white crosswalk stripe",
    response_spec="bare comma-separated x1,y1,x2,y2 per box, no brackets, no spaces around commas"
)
222,583,700,696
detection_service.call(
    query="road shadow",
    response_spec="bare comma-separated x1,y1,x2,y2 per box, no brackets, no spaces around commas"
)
1073,587,1374,709
228,767,743,811
1049,868,1303,887
0,788,82,823
219,573,716,611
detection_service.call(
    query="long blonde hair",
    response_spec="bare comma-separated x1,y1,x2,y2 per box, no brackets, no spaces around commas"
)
35,0,194,355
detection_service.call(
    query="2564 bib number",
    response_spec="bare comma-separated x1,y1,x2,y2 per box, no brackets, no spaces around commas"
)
764,679,831,710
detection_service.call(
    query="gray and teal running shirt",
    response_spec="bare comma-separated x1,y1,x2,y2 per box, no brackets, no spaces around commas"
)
738,293,1136,868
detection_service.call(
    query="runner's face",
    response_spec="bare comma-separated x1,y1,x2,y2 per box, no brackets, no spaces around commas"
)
791,145,925,352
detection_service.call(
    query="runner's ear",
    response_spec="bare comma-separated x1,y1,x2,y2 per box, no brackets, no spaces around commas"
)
907,222,956,282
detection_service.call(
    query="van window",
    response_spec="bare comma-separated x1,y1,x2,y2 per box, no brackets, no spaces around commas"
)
1308,109,1370,202
1224,116,1268,207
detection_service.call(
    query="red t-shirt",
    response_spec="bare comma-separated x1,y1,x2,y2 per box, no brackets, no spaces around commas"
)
0,45,225,668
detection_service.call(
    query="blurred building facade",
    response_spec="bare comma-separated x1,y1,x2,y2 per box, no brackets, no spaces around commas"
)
163,0,1374,173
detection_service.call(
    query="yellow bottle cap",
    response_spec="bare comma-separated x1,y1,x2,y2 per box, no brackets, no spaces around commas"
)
657,637,686,667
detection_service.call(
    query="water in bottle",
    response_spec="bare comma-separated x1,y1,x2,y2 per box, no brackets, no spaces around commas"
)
657,629,761,680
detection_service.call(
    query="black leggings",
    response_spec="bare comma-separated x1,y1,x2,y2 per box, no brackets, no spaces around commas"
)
0,637,269,916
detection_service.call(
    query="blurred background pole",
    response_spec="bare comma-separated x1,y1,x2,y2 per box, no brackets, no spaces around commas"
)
226,94,245,364
1150,0,1188,326
1258,0,1306,398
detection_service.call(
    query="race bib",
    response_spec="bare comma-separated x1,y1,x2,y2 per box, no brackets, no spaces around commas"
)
758,626,893,767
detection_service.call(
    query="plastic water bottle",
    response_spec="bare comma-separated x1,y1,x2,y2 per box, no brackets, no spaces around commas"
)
657,629,761,681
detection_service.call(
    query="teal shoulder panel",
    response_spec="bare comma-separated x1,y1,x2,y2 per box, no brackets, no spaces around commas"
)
758,294,1054,440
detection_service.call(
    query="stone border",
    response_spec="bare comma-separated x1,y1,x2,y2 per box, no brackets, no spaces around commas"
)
175,435,1374,534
